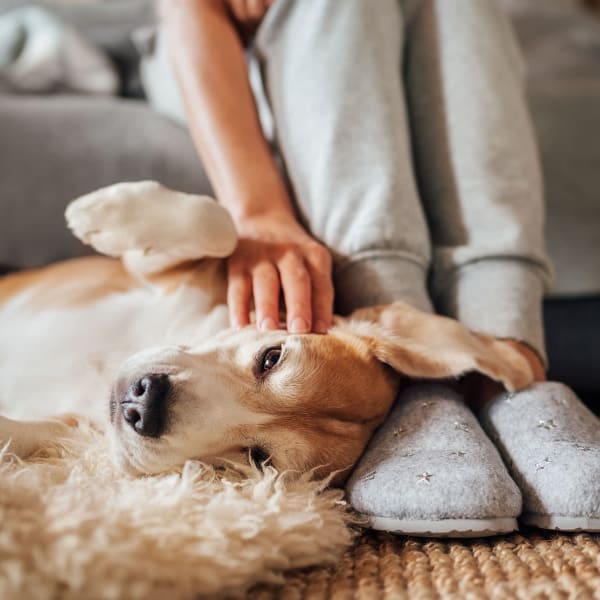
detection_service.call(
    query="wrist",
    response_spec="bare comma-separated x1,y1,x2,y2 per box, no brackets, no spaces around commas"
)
225,185,297,229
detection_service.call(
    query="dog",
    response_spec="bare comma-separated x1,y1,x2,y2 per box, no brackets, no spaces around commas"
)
0,181,534,482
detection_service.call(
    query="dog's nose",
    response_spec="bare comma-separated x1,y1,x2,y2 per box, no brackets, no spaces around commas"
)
121,374,170,437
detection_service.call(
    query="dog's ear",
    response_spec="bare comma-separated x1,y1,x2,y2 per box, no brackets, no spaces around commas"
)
345,302,534,392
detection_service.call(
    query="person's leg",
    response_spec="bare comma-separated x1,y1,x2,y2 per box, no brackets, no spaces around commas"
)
402,0,551,361
402,0,599,531
254,0,522,537
254,0,432,315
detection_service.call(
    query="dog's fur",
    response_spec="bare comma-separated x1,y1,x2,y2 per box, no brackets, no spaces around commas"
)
0,182,534,482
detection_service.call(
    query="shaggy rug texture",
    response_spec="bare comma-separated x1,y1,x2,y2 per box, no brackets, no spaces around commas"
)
0,426,357,599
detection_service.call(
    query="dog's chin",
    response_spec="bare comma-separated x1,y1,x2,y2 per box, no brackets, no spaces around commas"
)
109,446,137,475
108,428,188,476
107,429,152,475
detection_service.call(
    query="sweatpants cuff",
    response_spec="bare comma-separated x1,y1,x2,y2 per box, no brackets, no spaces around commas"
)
435,260,547,364
334,254,433,316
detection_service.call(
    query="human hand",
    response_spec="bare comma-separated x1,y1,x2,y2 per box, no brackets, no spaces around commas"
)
223,0,274,38
227,211,334,334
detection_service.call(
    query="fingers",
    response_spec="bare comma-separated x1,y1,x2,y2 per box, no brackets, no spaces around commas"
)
227,239,334,334
226,0,269,25
278,251,312,333
246,0,265,21
305,246,334,334
227,262,252,329
226,0,247,21
252,261,281,330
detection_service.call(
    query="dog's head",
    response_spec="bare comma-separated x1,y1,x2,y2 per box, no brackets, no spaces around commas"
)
108,302,533,482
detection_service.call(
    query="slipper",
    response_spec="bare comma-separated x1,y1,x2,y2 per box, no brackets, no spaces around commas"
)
346,384,522,537
480,382,600,532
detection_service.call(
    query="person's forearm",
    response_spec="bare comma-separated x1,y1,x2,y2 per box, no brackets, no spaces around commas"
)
162,0,293,223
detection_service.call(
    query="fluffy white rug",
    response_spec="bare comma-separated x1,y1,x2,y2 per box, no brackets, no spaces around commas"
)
0,427,357,599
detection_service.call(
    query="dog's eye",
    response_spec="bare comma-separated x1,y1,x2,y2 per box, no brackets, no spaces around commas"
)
259,346,282,374
249,446,270,468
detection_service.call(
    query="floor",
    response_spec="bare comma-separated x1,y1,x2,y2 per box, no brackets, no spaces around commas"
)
250,529,600,599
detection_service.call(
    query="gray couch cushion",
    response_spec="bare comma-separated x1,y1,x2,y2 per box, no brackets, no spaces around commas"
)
0,94,211,267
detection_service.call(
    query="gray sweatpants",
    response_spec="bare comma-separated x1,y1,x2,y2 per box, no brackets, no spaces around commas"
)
151,0,552,360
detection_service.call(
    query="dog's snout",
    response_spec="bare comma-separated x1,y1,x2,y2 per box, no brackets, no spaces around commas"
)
121,374,170,437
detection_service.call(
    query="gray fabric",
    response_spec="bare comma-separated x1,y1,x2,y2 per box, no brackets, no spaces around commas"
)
437,260,547,354
334,257,433,316
0,6,118,95
142,0,565,356
148,2,435,315
255,0,435,316
0,94,212,268
403,0,551,349
251,0,551,358
137,25,187,125
480,382,600,520
0,0,597,301
0,0,156,97
140,0,600,298
346,384,522,521
0,0,155,58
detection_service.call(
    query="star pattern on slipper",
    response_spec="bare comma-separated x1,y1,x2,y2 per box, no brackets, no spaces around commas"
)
416,472,433,484
392,427,405,437
534,457,552,471
536,419,557,430
550,393,569,407
449,451,466,458
454,421,470,432
574,444,593,452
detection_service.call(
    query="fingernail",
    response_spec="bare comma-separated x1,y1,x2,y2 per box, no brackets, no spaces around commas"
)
260,317,278,331
290,317,309,333
314,320,329,334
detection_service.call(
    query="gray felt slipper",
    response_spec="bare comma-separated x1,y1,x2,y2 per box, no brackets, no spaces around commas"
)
346,383,522,537
480,382,600,532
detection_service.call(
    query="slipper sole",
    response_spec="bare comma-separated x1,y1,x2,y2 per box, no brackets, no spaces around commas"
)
522,514,600,532
368,516,518,538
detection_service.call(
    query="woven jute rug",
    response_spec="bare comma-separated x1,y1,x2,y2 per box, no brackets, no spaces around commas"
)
250,529,600,599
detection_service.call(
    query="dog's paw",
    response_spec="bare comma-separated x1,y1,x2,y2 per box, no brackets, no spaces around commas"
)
66,181,237,259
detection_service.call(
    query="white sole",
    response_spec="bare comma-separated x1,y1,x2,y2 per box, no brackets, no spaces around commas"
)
522,514,600,532
368,516,518,538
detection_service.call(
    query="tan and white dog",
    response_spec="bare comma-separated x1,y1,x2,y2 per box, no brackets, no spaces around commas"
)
0,182,534,482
